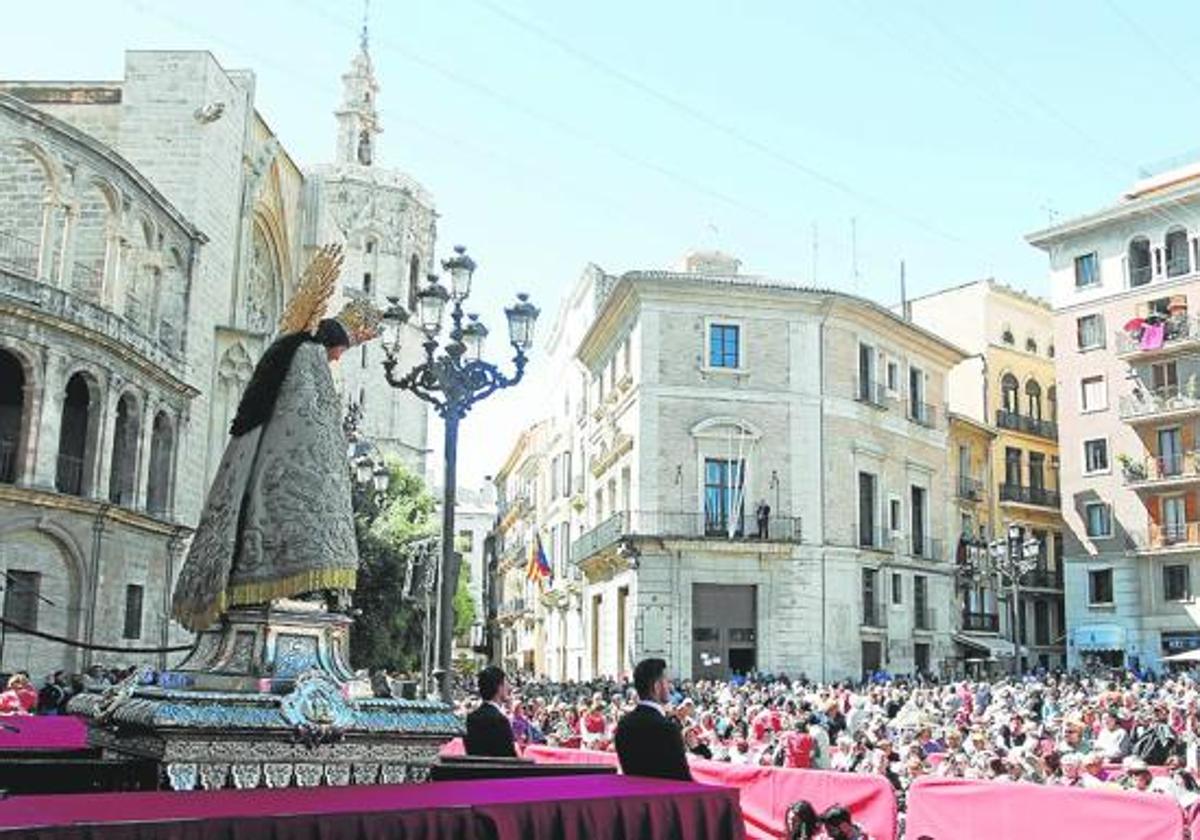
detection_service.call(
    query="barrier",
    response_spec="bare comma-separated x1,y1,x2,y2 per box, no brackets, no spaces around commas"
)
906,776,1183,840
0,715,90,752
522,744,896,840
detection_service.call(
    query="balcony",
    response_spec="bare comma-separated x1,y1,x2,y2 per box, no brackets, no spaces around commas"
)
907,399,939,429
956,475,984,501
853,377,891,410
570,509,803,565
908,536,944,563
1146,521,1200,551
961,611,1000,633
55,453,84,497
998,483,1061,510
497,598,530,621
0,235,185,379
861,602,888,629
1119,385,1200,424
1121,452,1200,489
1021,567,1064,590
1116,314,1200,360
995,409,1058,442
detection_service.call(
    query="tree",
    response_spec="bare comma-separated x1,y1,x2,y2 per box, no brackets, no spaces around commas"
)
453,560,476,641
349,460,436,673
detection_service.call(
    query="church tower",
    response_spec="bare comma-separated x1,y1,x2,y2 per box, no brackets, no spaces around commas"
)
335,21,381,166
305,7,438,478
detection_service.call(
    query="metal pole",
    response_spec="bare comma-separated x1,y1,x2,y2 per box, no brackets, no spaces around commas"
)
435,413,460,702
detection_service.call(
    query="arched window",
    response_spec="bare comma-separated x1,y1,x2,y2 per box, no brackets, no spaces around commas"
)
1025,380,1043,421
56,373,95,496
0,350,25,484
1001,327,1014,345
1025,337,1038,354
146,411,174,516
363,272,373,295
1166,227,1190,277
109,393,140,506
1001,374,1020,415
1047,385,1057,423
407,254,420,313
1047,343,1055,359
1130,236,1152,286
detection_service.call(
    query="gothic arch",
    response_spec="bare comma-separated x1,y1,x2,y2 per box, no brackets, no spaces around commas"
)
245,217,284,333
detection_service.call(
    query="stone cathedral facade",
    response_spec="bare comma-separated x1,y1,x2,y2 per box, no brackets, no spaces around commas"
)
0,43,434,679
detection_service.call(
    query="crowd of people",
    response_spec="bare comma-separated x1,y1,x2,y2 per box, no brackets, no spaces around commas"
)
0,666,137,715
454,668,1200,810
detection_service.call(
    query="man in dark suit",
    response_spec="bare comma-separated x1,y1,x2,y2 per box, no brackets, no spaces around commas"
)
615,657,692,780
464,665,517,757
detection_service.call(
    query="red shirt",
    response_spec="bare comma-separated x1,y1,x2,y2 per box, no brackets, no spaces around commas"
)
784,730,815,769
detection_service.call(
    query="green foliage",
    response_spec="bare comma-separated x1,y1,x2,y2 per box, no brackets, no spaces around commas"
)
350,459,437,674
453,561,476,641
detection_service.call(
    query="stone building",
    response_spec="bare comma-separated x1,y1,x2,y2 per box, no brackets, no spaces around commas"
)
1029,162,1200,671
304,32,435,470
493,252,966,682
491,266,604,680
907,280,1067,672
0,43,434,678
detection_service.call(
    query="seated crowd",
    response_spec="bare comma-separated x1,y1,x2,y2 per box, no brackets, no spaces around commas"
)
453,668,1200,808
0,665,136,716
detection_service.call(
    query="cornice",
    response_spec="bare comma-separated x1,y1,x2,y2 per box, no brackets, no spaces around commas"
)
0,297,199,399
0,485,192,537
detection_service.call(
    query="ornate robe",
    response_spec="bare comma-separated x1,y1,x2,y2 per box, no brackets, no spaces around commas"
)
172,343,357,632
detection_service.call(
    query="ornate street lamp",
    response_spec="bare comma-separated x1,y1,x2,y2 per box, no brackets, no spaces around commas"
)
988,524,1041,674
379,244,538,702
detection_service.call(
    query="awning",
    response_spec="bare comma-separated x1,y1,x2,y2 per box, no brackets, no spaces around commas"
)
953,633,1021,659
1073,624,1126,651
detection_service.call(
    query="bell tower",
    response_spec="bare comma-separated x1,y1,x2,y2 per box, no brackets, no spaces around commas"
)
335,5,381,167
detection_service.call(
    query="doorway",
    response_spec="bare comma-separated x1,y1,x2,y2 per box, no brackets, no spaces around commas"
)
691,583,756,679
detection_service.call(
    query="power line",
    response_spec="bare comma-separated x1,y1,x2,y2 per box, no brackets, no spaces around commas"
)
465,0,972,248
893,0,1199,234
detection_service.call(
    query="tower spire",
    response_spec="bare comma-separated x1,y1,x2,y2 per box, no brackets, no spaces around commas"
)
360,0,369,54
335,4,381,167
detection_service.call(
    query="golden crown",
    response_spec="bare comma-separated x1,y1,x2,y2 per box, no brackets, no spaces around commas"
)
333,296,384,347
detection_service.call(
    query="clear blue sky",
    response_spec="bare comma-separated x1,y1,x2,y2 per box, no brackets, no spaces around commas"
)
8,0,1200,485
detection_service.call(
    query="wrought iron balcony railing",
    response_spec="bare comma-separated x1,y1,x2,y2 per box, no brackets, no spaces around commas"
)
571,509,803,564
998,483,1061,509
995,409,1058,441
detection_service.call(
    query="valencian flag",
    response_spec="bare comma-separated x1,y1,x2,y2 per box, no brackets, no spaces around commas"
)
525,533,552,587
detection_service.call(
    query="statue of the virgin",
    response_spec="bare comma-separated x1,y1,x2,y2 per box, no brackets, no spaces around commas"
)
172,245,383,632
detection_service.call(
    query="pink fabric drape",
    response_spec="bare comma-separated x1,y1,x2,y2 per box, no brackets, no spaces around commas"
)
522,743,897,840
0,715,89,752
906,776,1183,840
1140,321,1166,350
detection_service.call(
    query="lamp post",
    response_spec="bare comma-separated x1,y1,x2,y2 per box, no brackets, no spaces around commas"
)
988,524,1041,675
379,245,538,703
343,398,391,503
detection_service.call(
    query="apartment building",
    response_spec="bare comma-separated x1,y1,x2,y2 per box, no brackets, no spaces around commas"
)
1028,163,1200,671
552,252,966,681
490,266,608,679
908,281,1066,672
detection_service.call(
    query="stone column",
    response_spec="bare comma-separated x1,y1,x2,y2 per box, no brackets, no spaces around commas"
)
135,397,156,511
55,204,76,290
31,353,66,490
35,195,57,281
94,375,121,502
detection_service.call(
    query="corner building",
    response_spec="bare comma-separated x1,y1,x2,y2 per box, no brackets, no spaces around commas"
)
1030,164,1200,671
547,253,966,681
